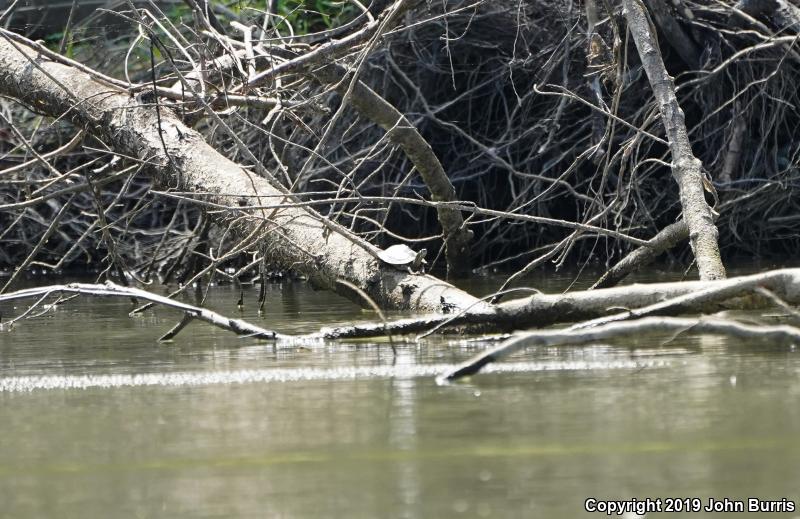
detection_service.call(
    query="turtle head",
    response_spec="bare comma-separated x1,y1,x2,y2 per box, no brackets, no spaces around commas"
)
414,248,427,269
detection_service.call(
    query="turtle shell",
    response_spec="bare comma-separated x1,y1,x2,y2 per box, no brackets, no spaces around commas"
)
377,244,418,266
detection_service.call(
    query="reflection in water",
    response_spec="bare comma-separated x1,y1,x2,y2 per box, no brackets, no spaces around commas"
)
388,365,420,518
1,274,800,518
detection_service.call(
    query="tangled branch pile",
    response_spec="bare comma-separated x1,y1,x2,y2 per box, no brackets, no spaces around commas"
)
0,0,798,289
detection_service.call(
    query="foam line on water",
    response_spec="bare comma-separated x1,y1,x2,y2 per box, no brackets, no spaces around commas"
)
0,360,669,393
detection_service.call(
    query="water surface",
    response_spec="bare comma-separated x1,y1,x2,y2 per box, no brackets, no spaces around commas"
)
1,270,799,518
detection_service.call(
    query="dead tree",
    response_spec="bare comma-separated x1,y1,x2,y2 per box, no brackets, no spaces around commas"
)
622,0,726,281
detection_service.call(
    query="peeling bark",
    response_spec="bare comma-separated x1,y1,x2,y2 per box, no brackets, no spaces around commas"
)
623,0,726,280
0,35,484,313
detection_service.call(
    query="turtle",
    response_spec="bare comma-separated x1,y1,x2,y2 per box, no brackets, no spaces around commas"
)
377,244,427,273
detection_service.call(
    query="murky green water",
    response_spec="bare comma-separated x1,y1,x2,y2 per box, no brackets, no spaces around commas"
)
1,270,799,518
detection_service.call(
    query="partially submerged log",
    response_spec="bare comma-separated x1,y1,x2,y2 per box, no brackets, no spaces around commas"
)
311,267,800,339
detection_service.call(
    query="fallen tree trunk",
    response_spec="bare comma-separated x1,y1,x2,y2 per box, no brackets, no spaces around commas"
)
496,267,794,326
0,33,484,313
